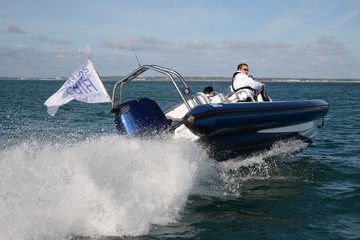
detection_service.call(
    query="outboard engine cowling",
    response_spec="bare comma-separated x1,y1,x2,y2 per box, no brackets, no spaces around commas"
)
111,98,171,137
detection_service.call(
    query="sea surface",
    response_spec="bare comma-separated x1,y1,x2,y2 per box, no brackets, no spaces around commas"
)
0,79,359,240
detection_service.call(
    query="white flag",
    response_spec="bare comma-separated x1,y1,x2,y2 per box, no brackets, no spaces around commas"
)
44,58,112,116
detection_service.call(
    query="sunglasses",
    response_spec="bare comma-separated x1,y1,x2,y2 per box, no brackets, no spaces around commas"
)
242,68,249,71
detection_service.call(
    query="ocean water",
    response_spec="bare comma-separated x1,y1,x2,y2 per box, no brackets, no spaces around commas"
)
0,79,359,240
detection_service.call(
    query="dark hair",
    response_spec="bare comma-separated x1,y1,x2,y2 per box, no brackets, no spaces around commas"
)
203,86,214,94
237,63,248,71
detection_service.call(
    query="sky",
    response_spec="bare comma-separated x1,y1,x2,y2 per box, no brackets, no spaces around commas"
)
1,0,360,79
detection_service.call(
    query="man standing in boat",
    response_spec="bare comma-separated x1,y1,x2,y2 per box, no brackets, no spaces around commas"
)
231,63,265,102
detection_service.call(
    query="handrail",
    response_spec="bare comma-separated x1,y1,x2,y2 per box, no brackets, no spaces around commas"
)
193,92,210,104
111,65,191,110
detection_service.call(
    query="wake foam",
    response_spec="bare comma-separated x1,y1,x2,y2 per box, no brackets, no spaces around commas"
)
213,139,310,198
0,135,207,239
0,136,308,239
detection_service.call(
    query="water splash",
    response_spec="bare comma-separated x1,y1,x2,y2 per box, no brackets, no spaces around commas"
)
0,136,207,239
213,139,311,198
0,136,309,239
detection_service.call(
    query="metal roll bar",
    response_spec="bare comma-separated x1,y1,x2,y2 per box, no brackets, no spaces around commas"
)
111,65,191,110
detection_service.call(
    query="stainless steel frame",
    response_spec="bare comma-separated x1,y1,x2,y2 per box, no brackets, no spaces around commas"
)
111,65,191,110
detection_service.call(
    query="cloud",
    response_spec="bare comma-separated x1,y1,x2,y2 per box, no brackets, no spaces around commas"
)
37,35,71,45
0,46,18,59
96,35,359,77
0,44,41,67
185,39,213,50
15,43,29,50
257,36,359,77
0,43,94,77
78,44,94,54
0,33,358,78
308,36,357,65
1,26,25,34
332,8,360,30
253,1,330,40
100,37,213,54
220,40,290,51
283,35,358,69
100,37,171,51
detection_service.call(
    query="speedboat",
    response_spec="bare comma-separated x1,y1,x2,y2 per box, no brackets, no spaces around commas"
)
110,65,329,161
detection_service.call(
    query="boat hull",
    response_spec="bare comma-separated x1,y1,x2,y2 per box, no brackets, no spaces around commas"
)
182,100,329,160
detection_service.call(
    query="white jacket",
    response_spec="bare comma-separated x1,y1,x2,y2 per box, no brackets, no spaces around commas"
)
232,71,263,99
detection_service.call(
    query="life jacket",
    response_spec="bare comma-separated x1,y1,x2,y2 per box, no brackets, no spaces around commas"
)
231,72,256,94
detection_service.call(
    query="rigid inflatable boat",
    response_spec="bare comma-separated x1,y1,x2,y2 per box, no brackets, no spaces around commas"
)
111,65,329,161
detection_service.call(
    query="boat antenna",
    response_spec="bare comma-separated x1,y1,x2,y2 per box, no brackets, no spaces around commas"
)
135,54,141,67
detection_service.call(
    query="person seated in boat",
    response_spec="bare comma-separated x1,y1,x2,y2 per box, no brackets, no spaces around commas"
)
203,86,214,97
231,63,265,102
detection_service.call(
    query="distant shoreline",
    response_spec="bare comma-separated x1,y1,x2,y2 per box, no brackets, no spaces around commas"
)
0,76,359,83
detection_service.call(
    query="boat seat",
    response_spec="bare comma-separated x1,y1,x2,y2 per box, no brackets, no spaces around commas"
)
207,91,226,103
192,92,210,105
226,90,255,103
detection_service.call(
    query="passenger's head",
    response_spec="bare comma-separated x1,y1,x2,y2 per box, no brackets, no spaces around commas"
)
203,86,214,94
237,63,249,75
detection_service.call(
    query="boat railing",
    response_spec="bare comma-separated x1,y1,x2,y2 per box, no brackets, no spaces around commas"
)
111,64,191,110
192,92,210,105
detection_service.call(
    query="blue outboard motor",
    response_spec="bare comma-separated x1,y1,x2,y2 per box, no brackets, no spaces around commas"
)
111,98,172,137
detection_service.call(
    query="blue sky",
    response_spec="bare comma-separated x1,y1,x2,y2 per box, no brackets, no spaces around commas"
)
1,0,359,78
